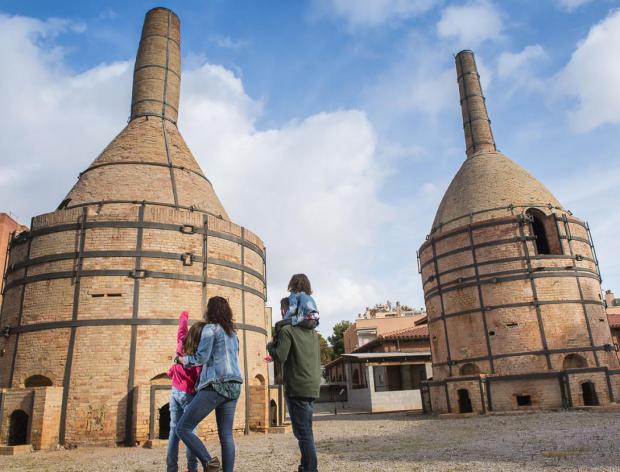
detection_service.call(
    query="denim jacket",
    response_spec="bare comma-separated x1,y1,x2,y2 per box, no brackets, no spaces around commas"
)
285,292,319,326
183,324,243,391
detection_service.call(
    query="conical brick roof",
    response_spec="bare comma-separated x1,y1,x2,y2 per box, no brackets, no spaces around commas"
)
432,51,563,233
62,7,229,220
432,150,562,231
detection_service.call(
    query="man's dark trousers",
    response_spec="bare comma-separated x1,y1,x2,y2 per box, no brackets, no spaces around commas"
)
286,395,318,472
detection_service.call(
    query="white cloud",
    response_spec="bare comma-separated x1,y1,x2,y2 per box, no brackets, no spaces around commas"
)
497,44,547,93
497,44,546,79
436,0,503,47
209,35,249,50
549,164,620,288
0,13,131,223
367,38,493,119
180,64,394,333
313,0,440,28
556,9,620,132
555,0,595,12
0,12,392,335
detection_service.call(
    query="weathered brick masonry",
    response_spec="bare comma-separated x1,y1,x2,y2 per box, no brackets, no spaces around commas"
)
419,50,620,414
0,7,277,449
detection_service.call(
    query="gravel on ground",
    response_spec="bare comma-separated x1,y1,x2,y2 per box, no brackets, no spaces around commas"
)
2,409,620,471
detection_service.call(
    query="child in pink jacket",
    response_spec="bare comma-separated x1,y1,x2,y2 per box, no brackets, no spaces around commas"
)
166,311,201,472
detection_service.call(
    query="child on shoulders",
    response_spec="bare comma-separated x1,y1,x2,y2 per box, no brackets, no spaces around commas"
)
266,274,319,363
282,273,320,329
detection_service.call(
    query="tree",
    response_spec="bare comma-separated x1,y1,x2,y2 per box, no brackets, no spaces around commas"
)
328,320,352,357
318,333,334,365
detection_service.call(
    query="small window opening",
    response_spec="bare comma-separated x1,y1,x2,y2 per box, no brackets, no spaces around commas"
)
91,292,122,298
489,330,496,336
526,209,562,255
506,322,518,328
516,395,532,406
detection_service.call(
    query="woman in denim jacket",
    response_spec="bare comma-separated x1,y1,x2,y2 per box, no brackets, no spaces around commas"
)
176,296,243,472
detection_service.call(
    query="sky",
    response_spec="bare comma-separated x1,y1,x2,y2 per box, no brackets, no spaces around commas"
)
1,0,619,336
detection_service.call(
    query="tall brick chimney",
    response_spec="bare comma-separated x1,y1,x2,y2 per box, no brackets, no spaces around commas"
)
0,7,273,447
606,290,616,307
455,50,496,158
418,49,619,415
130,7,181,124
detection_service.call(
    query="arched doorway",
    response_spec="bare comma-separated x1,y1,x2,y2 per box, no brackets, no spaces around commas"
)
457,389,473,414
269,399,278,427
249,374,267,431
8,410,29,445
24,375,53,387
563,354,587,369
581,381,599,406
158,403,171,439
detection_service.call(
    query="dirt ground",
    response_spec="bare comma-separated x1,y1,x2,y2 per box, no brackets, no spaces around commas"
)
2,409,620,471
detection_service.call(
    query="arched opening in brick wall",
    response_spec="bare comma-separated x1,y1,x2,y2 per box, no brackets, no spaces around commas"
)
459,363,480,376
158,403,171,439
269,399,278,427
8,410,29,446
150,373,170,384
581,381,599,406
457,389,473,414
24,375,53,387
249,374,267,431
563,354,588,369
526,209,562,255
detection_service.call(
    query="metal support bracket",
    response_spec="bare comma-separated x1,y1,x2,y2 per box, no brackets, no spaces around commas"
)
130,269,148,279
180,224,195,234
181,253,194,266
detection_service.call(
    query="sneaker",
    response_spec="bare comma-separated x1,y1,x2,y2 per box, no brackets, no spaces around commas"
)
206,457,221,471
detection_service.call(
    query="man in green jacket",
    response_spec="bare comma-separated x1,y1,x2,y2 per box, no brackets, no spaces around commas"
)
267,321,321,472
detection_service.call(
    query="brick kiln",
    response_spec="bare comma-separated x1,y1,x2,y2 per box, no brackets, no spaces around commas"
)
0,7,280,449
418,50,620,414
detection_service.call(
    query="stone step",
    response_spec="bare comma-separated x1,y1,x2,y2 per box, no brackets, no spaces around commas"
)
0,444,33,456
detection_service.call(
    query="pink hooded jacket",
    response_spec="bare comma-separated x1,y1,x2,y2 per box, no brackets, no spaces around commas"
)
166,311,201,394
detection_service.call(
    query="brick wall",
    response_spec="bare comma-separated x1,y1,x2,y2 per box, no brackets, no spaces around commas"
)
420,212,618,412
0,204,270,445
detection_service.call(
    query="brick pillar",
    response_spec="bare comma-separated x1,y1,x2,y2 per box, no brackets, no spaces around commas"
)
30,387,62,450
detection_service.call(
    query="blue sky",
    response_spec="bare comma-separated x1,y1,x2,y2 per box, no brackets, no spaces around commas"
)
1,0,619,335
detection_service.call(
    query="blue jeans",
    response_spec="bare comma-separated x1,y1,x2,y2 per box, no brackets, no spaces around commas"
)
286,396,318,472
176,387,237,472
167,388,198,472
